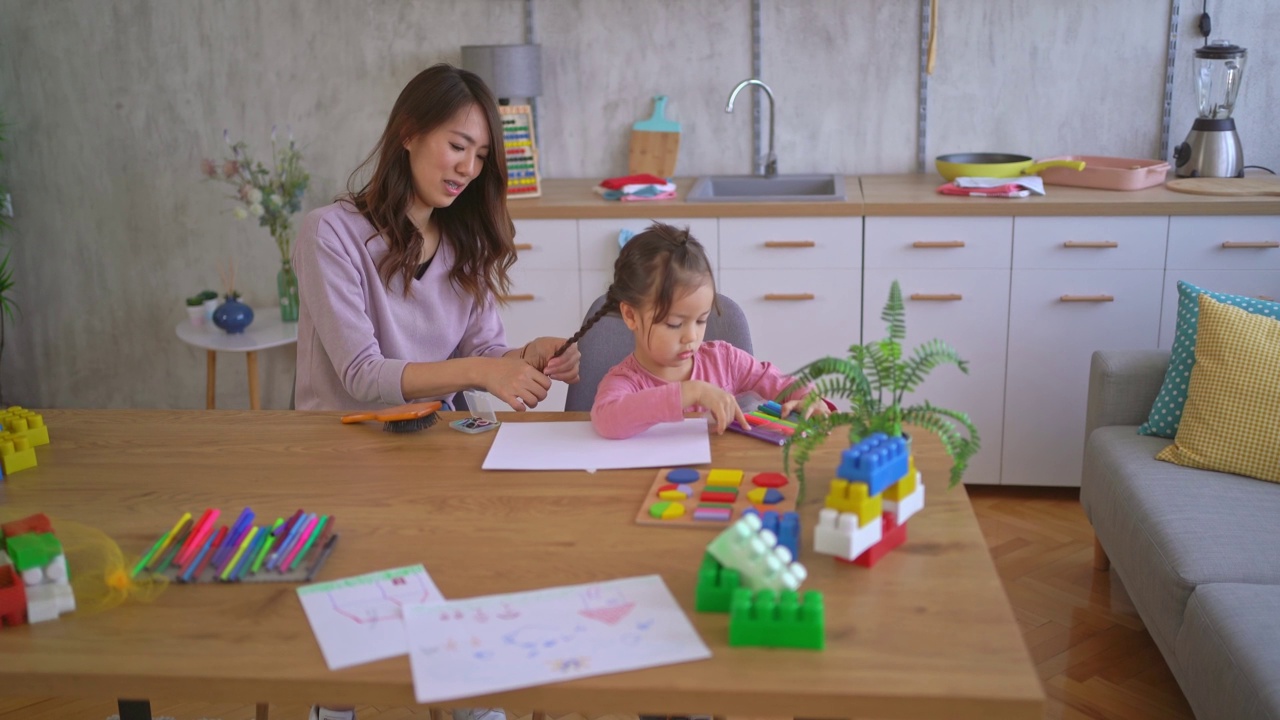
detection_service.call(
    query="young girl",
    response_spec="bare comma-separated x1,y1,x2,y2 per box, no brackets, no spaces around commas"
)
560,222,829,439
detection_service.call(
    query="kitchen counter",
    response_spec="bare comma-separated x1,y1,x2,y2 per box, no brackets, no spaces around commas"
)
506,174,1280,220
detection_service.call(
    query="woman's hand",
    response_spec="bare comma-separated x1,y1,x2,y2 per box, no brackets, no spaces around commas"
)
485,358,551,411
682,381,749,435
783,396,831,420
519,337,581,384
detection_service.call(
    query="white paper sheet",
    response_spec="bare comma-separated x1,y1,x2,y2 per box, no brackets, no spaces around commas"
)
297,565,443,670
403,575,711,704
481,419,711,471
954,176,1046,195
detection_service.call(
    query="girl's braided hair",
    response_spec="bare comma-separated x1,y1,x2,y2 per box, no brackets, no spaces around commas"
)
553,222,718,358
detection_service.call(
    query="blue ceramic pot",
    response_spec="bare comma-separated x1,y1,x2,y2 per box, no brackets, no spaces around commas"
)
213,297,255,334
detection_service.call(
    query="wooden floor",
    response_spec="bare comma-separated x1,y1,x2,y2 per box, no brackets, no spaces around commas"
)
0,486,1192,720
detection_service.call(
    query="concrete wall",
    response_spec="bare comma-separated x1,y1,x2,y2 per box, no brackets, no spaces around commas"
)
0,0,1275,409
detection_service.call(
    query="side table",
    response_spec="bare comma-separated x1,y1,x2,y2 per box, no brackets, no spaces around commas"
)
175,310,298,409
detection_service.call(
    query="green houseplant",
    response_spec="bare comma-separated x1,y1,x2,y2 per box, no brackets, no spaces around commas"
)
780,280,981,498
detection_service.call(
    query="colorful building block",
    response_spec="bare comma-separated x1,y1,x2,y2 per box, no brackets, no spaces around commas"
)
743,509,800,560
813,507,882,561
6,533,63,574
0,432,36,476
1,513,54,543
695,552,743,613
883,476,925,525
707,514,807,592
26,583,75,623
0,407,50,447
728,588,824,650
823,479,883,525
0,559,27,628
836,433,908,496
842,513,908,568
882,465,918,501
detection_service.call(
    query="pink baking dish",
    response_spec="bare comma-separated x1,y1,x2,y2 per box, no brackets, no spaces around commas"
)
1038,155,1171,191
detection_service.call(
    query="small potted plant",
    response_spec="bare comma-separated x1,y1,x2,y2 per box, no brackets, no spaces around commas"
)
185,290,218,327
779,280,981,499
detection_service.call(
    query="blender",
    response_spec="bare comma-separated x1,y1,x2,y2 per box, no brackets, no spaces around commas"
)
1174,40,1247,178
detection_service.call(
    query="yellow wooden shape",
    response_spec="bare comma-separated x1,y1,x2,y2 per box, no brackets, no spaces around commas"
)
824,479,882,526
706,469,744,487
649,501,686,520
658,489,687,501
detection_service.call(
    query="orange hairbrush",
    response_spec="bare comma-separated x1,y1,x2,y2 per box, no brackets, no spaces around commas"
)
340,401,443,433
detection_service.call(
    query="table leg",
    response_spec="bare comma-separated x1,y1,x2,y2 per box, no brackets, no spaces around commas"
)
206,350,217,409
118,699,153,720
247,350,260,410
256,702,270,720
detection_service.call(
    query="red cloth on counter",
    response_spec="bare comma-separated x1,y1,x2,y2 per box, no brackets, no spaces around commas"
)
600,173,669,190
937,182,1030,198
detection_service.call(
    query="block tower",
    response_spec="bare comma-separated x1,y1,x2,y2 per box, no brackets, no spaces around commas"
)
0,513,76,627
0,406,49,477
813,433,925,567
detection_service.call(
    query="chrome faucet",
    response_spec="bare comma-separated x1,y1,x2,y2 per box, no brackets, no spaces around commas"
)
726,78,777,177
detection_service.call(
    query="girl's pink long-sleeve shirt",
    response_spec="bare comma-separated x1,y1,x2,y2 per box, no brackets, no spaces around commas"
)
591,341,806,439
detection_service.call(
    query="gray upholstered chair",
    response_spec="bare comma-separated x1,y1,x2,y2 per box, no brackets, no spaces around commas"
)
563,293,754,411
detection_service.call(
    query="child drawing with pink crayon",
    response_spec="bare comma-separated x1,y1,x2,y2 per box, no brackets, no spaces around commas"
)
554,222,830,439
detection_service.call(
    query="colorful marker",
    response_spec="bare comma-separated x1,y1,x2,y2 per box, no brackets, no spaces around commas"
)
231,526,269,582
220,526,259,582
154,520,195,573
250,518,285,573
304,533,339,583
130,513,189,578
212,508,255,570
190,525,227,582
180,530,217,583
289,515,330,572
176,508,220,567
280,514,320,572
143,513,192,574
269,513,312,571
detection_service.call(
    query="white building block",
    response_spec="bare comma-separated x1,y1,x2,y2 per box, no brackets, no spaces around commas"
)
813,508,882,561
884,476,925,524
45,555,68,585
26,585,60,623
707,514,808,591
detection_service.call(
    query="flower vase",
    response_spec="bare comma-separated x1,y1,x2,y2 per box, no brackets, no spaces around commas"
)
213,296,255,334
277,259,299,322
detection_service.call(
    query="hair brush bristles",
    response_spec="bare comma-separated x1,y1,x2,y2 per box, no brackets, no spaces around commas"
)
340,400,443,433
383,412,439,433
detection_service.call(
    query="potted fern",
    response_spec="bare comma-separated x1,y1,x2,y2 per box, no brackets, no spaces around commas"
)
780,280,980,499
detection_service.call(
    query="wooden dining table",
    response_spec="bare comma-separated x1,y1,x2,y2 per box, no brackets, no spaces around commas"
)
0,410,1043,720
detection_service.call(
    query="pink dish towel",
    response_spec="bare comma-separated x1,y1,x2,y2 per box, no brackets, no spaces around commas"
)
937,182,1030,198
620,189,677,201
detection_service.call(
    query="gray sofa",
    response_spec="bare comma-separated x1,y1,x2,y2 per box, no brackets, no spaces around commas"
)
1082,350,1280,720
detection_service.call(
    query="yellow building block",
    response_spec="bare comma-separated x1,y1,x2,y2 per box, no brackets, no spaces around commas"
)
824,479,882,527
0,433,37,476
883,466,919,502
706,469,744,488
0,407,49,447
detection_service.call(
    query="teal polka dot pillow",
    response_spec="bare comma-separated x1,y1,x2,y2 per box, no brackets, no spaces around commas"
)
1139,280,1280,438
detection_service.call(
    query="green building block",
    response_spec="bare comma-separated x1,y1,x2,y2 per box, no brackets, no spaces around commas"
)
728,588,825,650
6,532,62,572
696,552,743,613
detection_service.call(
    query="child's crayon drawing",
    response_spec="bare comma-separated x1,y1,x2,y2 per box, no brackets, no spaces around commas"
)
404,575,710,704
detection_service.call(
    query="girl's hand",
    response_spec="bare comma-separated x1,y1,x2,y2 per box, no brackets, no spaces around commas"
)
682,381,749,435
783,397,832,420
520,337,581,384
485,358,551,410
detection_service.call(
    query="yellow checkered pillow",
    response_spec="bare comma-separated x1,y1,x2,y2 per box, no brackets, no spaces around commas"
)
1156,295,1280,484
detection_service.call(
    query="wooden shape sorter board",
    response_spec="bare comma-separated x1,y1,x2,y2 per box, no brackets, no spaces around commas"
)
636,467,798,528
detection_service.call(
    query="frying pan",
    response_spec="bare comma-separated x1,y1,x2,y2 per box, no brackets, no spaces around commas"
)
936,153,1086,181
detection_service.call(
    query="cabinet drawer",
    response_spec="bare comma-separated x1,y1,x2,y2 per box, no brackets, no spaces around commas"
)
719,269,861,377
498,269,582,347
578,218,718,271
863,270,1010,486
1159,270,1280,349
1166,215,1280,270
512,220,578,270
1012,216,1168,269
1002,269,1164,488
865,217,1012,269
719,218,860,269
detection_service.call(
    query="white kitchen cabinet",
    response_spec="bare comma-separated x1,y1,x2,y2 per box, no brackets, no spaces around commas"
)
1159,215,1280,348
717,218,861,376
865,217,1012,487
577,218,719,314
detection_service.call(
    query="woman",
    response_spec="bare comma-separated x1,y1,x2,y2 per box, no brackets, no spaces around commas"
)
294,63,579,413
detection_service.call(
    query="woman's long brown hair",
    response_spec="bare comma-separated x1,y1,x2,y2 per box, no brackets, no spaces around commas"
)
343,63,514,304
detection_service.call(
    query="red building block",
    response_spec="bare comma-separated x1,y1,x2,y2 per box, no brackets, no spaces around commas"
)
0,564,27,627
2,513,54,540
838,512,907,568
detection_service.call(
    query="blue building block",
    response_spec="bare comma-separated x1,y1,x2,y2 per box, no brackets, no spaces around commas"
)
744,509,801,560
837,433,909,496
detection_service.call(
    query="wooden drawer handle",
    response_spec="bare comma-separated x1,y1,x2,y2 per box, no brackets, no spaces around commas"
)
499,294,536,302
909,293,963,301
764,240,816,248
1222,241,1280,249
1063,241,1118,248
514,243,534,251
912,240,966,248
764,293,816,301
1060,294,1115,303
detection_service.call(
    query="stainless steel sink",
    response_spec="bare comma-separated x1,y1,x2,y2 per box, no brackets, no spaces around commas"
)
686,174,846,202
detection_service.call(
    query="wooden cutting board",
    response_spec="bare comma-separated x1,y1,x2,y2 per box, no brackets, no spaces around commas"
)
1165,177,1280,196
628,95,680,178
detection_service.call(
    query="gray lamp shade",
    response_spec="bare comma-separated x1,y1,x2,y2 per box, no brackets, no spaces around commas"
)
461,44,542,100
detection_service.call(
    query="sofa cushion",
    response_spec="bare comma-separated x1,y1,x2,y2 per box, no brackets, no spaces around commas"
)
1176,583,1280,720
1081,426,1280,654
1156,296,1280,484
1138,280,1280,439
